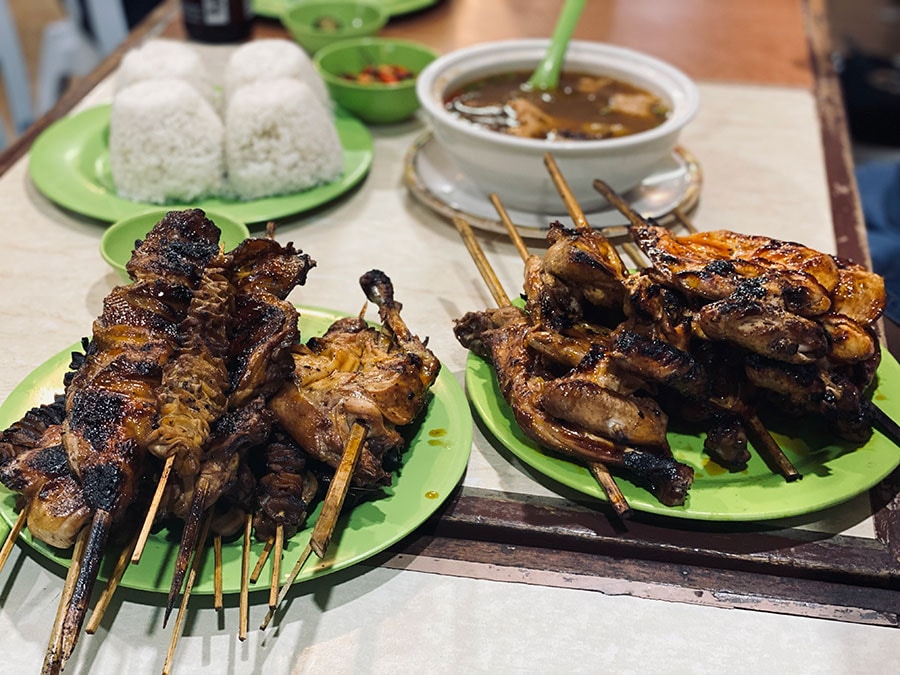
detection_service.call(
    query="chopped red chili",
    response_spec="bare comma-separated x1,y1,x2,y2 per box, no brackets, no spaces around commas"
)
342,64,415,85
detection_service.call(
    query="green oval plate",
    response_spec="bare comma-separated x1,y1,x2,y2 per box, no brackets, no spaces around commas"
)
254,0,436,19
466,349,900,521
0,306,472,594
28,105,373,224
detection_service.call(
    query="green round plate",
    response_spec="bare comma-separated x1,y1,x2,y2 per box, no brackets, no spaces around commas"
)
253,0,436,19
28,105,373,224
0,306,472,594
466,349,900,521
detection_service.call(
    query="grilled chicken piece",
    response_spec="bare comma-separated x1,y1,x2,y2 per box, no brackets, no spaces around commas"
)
0,424,92,549
522,255,579,331
208,457,257,538
0,394,67,466
830,257,886,325
166,397,274,521
225,238,314,410
541,375,670,447
454,305,693,506
703,415,751,470
27,474,91,549
693,281,829,364
744,354,873,441
620,272,693,352
609,328,706,398
126,208,223,283
1,426,68,498
251,429,318,541
270,270,440,488
678,229,841,294
542,222,628,308
631,223,832,317
522,223,628,332
819,313,878,363
229,237,316,300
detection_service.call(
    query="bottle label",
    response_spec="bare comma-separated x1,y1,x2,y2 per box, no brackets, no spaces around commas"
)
201,0,230,26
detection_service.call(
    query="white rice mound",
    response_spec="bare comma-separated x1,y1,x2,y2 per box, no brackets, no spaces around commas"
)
109,78,225,204
225,78,343,201
114,39,216,106
223,39,330,108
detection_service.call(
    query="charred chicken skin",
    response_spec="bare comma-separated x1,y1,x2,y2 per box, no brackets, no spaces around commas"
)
270,270,440,488
454,305,693,506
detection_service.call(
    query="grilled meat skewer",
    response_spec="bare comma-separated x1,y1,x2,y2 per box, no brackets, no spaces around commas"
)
164,236,313,625
270,271,440,488
455,305,693,505
46,209,224,671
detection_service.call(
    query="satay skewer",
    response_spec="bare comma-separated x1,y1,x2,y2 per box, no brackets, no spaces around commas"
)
131,455,174,564
487,193,633,519
55,508,119,667
162,512,212,675
249,539,273,584
164,483,210,627
268,524,284,611
260,422,368,631
214,534,224,612
590,174,801,481
85,533,139,634
239,513,252,641
0,504,29,577
42,527,88,674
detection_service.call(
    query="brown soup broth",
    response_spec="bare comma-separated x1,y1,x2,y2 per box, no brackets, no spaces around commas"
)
443,70,669,140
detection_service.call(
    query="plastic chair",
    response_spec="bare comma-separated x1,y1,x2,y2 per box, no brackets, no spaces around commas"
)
36,0,129,115
0,0,35,147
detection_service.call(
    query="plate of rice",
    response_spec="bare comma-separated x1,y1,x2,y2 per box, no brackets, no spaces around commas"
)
28,101,373,224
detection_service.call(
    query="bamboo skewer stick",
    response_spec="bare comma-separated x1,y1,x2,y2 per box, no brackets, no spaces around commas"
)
453,216,511,309
591,175,802,481
867,401,900,450
258,543,312,632
131,455,174,564
42,527,88,675
489,194,531,261
85,533,139,634
268,524,284,611
213,535,224,612
487,192,633,519
250,538,273,584
162,513,212,675
164,482,210,627
0,504,29,578
260,422,368,631
56,509,114,667
239,513,252,641
310,422,368,557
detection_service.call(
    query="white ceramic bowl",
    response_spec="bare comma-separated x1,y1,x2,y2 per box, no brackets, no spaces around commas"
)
415,39,699,214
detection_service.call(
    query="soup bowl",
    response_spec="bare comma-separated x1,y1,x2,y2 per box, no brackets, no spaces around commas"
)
415,39,699,214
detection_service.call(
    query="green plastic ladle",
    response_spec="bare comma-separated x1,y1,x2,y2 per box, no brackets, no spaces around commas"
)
526,0,587,91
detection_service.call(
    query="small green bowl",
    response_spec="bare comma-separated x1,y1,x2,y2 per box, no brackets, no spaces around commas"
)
101,209,250,283
314,37,439,124
282,0,388,54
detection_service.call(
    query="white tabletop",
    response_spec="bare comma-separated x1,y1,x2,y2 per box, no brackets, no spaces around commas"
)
0,43,897,674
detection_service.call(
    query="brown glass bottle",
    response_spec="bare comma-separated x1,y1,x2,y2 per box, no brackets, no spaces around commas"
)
181,0,254,43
